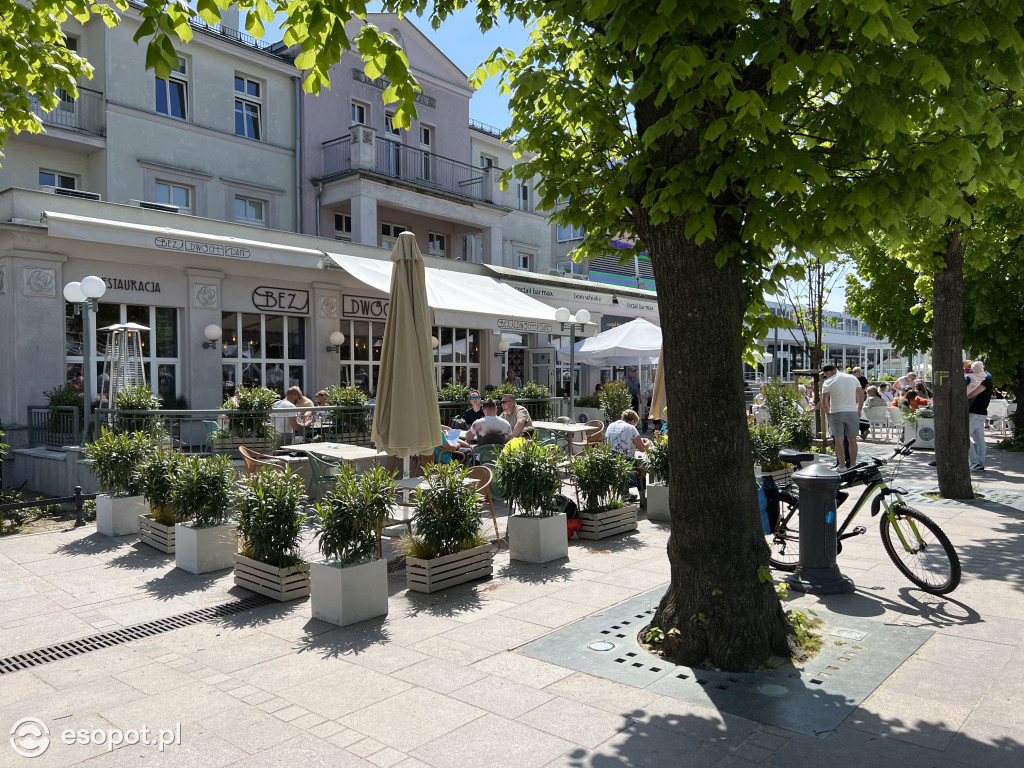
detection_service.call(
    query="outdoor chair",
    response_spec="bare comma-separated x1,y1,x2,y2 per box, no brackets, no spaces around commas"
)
988,401,1012,437
307,453,342,502
863,406,892,442
466,465,501,547
554,416,571,424
203,420,220,454
572,420,604,454
473,444,506,498
239,446,286,475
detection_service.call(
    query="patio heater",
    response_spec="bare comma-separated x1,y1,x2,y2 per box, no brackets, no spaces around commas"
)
63,275,106,441
555,307,590,422
99,323,150,424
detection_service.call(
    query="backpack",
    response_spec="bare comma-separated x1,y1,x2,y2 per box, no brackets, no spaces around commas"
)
556,493,579,519
449,416,468,430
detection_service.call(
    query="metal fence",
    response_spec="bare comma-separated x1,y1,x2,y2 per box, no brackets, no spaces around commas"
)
374,139,488,201
27,406,81,448
30,87,105,136
322,135,352,176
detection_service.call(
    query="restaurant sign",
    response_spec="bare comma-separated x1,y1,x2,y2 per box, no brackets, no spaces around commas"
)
252,286,309,314
506,281,613,306
343,294,390,320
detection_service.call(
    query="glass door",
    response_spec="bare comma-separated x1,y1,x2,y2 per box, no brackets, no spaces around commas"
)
527,348,554,392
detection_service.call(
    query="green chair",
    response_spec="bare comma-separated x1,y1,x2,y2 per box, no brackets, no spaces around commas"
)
307,453,343,502
474,444,506,499
203,420,221,454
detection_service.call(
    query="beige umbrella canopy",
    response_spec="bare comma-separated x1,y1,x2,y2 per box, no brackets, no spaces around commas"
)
371,232,443,460
649,350,666,424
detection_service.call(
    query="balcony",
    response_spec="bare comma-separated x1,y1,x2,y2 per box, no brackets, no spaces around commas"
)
30,86,105,136
321,131,492,203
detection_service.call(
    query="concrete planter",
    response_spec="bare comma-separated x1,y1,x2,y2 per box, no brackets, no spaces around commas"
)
310,558,387,626
96,494,146,537
579,503,639,540
233,554,310,601
138,514,175,553
174,522,237,574
508,513,568,564
646,483,670,522
406,543,494,593
912,417,936,450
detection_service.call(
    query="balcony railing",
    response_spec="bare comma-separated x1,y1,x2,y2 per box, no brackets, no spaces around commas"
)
323,135,352,176
29,87,105,136
374,139,488,201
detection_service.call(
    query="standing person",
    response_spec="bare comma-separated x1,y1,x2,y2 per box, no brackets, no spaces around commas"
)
604,409,650,506
499,393,534,438
811,363,864,469
463,391,485,428
466,398,512,445
895,370,917,393
505,369,523,389
852,366,869,390
967,360,993,471
625,367,641,412
642,369,658,432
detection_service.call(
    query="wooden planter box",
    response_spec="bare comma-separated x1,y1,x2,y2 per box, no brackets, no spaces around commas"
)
210,436,279,458
406,543,493,593
138,514,175,554
233,554,310,601
578,503,639,540
646,483,670,522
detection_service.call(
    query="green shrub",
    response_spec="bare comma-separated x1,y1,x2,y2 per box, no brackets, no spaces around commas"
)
138,449,183,525
235,468,309,568
438,382,472,402
114,385,163,434
221,386,277,439
749,423,790,472
85,429,157,497
569,442,634,511
43,382,84,431
644,432,670,485
325,385,369,407
315,464,397,565
760,380,814,451
600,380,632,423
574,395,601,409
518,381,550,399
402,461,483,558
170,454,235,527
494,439,562,517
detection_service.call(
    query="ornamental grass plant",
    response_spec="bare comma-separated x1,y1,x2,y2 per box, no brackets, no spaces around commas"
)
315,464,397,565
85,428,157,497
235,468,309,568
493,439,561,517
397,461,485,560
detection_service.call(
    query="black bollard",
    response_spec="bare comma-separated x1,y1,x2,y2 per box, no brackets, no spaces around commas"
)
786,463,854,594
74,485,85,527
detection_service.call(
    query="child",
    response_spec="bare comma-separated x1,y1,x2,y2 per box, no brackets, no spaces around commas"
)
966,361,987,397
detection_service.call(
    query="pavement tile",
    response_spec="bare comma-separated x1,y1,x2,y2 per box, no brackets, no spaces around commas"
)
191,631,297,673
542,672,659,715
517,697,633,748
412,713,573,768
438,615,552,653
82,725,248,767
407,636,495,666
226,734,376,767
368,746,410,767
278,662,411,719
850,688,971,751
471,651,574,689
115,662,195,695
392,657,489,694
340,688,485,752
0,670,57,707
497,596,599,628
590,719,725,768
349,737,390,757
943,715,1024,768
451,675,556,718
771,726,945,768
99,681,237,731
18,676,147,722
629,695,758,745
197,703,303,754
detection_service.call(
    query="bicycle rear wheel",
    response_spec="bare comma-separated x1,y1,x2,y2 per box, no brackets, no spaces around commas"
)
879,502,961,594
767,490,801,571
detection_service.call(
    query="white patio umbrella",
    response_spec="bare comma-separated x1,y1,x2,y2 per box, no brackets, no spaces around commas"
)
371,232,443,469
557,317,662,367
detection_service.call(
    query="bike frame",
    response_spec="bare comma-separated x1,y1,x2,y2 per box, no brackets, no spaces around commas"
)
835,467,926,554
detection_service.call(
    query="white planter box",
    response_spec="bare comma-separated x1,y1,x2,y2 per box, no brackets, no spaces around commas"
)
646,483,670,522
913,417,936,450
96,494,146,537
174,522,237,574
579,503,639,540
508,513,568,564
233,554,310,601
406,543,494,593
310,558,388,625
138,514,175,553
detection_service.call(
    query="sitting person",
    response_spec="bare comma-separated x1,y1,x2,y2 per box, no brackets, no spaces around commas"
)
863,386,886,409
605,409,650,506
879,382,894,403
433,426,473,465
272,386,314,438
466,398,511,446
907,382,931,410
499,393,534,438
463,390,485,428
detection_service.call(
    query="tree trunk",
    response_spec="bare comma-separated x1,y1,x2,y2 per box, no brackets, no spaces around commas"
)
645,217,796,671
933,231,973,498
1013,363,1024,442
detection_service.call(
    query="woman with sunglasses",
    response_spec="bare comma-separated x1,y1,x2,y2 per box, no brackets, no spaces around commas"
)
463,390,485,428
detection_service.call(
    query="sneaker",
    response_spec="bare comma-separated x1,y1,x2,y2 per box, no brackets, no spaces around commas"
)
971,463,986,472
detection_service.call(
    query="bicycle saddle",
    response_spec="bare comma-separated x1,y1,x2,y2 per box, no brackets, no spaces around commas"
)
779,449,816,467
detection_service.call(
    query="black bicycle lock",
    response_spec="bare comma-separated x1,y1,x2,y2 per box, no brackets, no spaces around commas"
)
786,462,855,595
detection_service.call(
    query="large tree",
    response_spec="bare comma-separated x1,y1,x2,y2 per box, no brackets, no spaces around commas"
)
8,0,1024,669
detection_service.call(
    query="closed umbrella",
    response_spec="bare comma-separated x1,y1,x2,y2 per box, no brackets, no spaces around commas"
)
371,232,443,467
649,350,666,424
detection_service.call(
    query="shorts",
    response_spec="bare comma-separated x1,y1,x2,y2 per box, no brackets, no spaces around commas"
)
827,411,860,439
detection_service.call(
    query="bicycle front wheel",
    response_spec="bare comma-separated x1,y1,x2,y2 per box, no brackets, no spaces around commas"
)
767,490,801,572
879,503,961,594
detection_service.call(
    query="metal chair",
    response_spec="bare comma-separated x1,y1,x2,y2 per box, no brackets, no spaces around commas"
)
572,420,604,454
239,445,286,475
307,453,343,502
988,400,1011,436
466,465,501,547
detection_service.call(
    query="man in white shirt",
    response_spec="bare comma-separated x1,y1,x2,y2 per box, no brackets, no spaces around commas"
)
813,363,865,468
466,399,512,446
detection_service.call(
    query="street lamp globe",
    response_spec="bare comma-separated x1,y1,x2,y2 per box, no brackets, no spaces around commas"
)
63,282,86,304
554,307,571,323
497,340,510,353
575,309,591,325
204,324,224,342
80,275,106,299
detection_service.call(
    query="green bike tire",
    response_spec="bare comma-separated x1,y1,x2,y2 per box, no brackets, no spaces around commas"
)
879,503,961,594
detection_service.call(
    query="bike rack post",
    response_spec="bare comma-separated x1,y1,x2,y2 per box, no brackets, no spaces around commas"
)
787,463,854,594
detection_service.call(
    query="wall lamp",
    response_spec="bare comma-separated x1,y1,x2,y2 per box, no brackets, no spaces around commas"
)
202,324,223,350
492,340,510,359
325,330,346,353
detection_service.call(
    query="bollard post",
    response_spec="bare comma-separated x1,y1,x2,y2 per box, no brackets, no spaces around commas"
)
74,485,84,527
786,463,854,594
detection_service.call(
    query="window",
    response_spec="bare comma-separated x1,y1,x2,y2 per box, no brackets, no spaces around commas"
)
556,223,585,242
381,222,407,249
39,170,76,190
385,113,400,138
463,234,483,263
432,325,481,390
384,113,402,177
234,75,262,140
479,154,496,169
57,37,79,115
335,319,383,394
221,312,306,398
234,195,266,227
155,57,188,120
419,125,433,181
517,252,532,271
334,213,352,241
428,233,446,257
155,181,192,213
65,303,180,402
351,101,367,125
517,182,530,211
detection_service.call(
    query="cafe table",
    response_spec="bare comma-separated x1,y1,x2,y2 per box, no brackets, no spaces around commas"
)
287,442,390,464
532,420,595,453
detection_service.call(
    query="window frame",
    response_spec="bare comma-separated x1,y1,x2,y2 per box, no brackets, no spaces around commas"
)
233,194,267,228
220,312,306,399
428,232,447,257
556,222,585,242
39,169,77,190
479,154,496,169
334,213,353,241
234,74,263,141
517,182,530,211
154,180,193,214
155,56,189,121
381,222,407,249
351,101,368,125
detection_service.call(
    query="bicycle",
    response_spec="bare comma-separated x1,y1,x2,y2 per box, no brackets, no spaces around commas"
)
761,440,961,595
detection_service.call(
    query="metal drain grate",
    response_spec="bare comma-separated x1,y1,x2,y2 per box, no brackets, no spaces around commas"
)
0,594,274,675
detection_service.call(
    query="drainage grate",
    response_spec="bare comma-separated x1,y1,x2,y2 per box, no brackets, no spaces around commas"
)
0,594,274,675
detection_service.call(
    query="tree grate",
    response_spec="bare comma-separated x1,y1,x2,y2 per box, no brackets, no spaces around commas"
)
0,593,274,675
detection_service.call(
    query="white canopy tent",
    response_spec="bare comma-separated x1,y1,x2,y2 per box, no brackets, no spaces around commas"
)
557,317,662,367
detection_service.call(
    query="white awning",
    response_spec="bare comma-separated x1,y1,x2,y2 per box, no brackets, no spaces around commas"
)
42,211,325,266
324,251,560,332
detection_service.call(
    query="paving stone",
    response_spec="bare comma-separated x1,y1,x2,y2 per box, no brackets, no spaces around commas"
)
115,662,195,695
941,715,1024,768
470,652,574,689
340,688,485,752
393,657,489,694
593,718,726,768
412,713,573,768
349,737,391,757
849,688,971,751
198,703,302,754
408,636,495,666
451,675,555,719
438,615,551,653
771,726,945,768
226,734,376,767
517,697,633,748
542,672,659,715
99,681,237,731
368,746,410,767
497,596,597,628
278,662,411,719
273,704,311,722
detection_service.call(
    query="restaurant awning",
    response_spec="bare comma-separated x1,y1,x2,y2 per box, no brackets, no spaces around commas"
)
324,251,561,332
